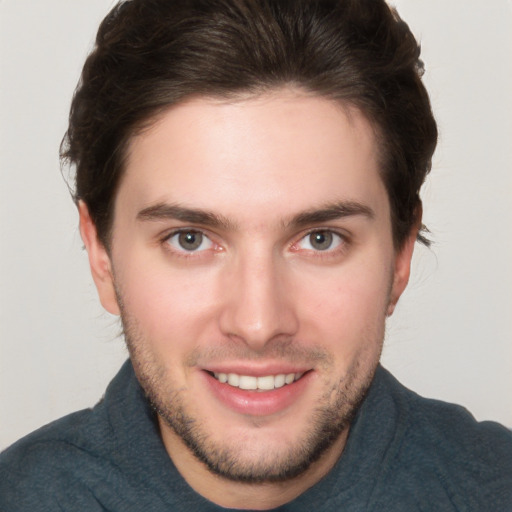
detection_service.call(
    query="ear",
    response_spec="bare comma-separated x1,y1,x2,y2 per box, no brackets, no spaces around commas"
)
386,211,421,317
78,201,120,315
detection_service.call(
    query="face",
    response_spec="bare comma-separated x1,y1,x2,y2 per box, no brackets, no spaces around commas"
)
81,90,414,489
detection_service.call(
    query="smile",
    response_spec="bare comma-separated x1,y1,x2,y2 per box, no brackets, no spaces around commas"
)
213,372,304,391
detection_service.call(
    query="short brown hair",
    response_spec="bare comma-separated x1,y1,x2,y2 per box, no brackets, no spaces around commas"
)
61,0,437,248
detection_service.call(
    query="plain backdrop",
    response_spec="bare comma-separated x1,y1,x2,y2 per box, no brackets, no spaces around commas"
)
1,0,511,450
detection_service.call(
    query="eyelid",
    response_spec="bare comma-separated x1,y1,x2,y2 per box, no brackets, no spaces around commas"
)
162,227,217,254
291,228,349,253
159,226,350,257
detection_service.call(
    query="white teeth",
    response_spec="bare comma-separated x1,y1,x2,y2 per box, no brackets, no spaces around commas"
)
213,371,305,390
227,373,239,386
239,375,258,390
257,375,275,390
274,374,286,388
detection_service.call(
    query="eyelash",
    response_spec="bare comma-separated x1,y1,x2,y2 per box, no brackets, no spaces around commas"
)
160,228,350,259
291,229,349,257
162,229,217,257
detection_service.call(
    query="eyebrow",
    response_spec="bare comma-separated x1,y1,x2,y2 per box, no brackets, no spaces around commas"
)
137,203,236,230
136,200,374,230
288,201,375,229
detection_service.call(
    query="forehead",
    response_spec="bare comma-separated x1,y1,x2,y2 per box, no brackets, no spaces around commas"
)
117,90,388,228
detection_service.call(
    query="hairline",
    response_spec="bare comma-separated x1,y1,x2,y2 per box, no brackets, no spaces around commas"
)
100,86,395,248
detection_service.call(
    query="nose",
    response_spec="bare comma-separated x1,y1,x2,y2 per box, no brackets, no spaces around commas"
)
218,250,299,351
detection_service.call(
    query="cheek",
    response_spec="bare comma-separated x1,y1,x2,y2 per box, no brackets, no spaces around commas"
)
295,260,392,350
301,261,391,314
115,260,220,345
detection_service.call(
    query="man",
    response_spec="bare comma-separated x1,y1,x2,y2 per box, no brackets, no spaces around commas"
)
1,0,511,510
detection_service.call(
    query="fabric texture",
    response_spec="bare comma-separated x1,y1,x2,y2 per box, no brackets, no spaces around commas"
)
1,360,511,511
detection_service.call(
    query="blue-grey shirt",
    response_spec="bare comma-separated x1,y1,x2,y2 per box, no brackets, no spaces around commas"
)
1,361,511,511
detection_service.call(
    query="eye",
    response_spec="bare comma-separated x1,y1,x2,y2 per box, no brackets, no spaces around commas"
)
165,230,214,252
297,230,344,252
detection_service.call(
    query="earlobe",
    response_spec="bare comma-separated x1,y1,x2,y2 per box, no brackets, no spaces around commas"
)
78,201,120,316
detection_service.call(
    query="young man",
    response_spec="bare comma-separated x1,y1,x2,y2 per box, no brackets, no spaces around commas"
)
1,0,511,510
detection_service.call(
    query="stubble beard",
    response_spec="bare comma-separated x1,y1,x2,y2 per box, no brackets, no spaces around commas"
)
153,361,377,483
118,300,383,484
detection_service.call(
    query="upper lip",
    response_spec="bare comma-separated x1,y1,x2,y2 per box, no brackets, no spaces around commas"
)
201,363,312,377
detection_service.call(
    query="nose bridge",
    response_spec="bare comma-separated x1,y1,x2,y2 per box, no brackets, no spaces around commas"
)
219,243,297,349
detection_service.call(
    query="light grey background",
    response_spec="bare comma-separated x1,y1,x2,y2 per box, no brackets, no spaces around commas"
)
1,0,511,449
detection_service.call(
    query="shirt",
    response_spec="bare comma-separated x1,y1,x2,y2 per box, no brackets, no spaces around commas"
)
1,360,511,511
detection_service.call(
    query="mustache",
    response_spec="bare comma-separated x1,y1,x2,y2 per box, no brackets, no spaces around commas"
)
115,290,334,369
184,341,332,368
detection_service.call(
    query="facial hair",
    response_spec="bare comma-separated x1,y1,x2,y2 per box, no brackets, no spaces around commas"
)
119,302,383,484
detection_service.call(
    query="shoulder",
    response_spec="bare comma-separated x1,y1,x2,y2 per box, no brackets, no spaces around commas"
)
396,374,512,466
375,368,512,509
0,361,167,511
0,402,114,511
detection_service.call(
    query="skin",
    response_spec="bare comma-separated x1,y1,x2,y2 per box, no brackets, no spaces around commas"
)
80,89,416,509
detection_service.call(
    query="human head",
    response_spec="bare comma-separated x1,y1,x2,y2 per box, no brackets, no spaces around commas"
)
61,0,437,250
80,91,415,498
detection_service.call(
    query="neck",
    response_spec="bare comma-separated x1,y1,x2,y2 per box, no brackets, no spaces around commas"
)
158,419,349,510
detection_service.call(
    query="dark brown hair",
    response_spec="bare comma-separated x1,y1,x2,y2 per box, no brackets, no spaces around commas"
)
61,0,437,248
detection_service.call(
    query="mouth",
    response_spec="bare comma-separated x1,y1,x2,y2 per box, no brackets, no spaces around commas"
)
210,371,305,391
203,369,313,416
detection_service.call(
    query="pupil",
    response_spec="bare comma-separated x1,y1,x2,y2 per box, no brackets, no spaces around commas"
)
178,231,202,250
310,231,332,250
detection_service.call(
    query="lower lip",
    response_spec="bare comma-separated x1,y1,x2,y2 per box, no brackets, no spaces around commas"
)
202,371,312,416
